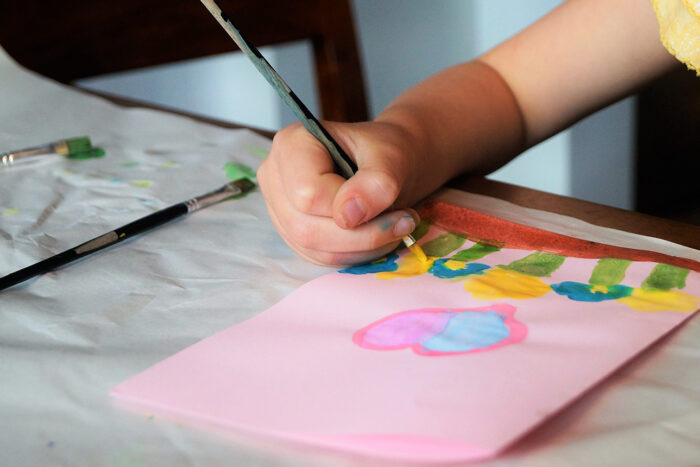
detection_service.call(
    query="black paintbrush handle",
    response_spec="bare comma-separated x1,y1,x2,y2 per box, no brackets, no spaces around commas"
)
0,204,187,291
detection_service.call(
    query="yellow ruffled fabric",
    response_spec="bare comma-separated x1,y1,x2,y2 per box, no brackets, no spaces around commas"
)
651,0,700,73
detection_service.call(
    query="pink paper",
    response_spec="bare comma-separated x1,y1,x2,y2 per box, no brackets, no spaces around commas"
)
112,213,700,462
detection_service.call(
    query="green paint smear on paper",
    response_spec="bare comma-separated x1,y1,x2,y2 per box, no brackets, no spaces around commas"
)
121,162,140,168
67,147,106,160
129,180,152,188
451,243,501,262
642,264,689,291
160,161,178,168
247,146,269,157
223,162,256,181
503,251,565,277
3,208,19,217
411,219,431,242
589,258,631,286
421,233,466,258
397,218,431,251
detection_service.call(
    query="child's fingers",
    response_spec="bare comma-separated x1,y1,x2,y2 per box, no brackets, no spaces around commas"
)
332,164,404,229
272,124,344,217
268,194,419,254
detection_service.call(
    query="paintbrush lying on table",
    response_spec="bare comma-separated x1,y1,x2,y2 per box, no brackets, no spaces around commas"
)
0,179,255,292
1,136,104,167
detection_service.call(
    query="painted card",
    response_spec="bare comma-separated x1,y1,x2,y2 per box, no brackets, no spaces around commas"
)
112,201,700,463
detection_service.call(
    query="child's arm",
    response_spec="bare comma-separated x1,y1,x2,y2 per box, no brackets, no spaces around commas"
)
257,0,677,266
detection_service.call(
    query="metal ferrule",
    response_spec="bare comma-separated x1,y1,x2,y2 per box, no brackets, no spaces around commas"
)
1,144,55,166
185,180,252,213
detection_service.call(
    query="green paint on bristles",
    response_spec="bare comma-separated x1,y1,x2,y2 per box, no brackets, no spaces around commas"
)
64,136,106,160
223,162,256,181
65,136,92,154
67,147,106,160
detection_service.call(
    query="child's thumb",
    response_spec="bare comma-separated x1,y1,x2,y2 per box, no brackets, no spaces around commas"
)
332,163,404,229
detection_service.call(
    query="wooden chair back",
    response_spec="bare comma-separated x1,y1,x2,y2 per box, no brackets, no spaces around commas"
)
0,0,368,122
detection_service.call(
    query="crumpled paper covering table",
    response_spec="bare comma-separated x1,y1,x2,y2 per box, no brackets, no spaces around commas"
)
1,47,698,466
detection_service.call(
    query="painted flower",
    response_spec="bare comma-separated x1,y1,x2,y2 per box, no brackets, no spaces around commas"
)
618,288,699,312
339,253,399,275
353,304,527,356
463,268,551,300
550,281,633,302
429,259,490,279
376,254,435,279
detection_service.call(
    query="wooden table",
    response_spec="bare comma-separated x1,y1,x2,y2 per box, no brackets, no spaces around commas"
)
97,89,700,252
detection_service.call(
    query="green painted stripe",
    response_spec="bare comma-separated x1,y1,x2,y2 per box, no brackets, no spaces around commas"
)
421,232,466,257
451,243,500,262
503,251,565,277
411,219,432,242
642,263,689,290
589,258,631,286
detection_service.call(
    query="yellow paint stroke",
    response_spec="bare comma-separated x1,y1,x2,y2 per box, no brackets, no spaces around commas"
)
618,288,699,312
590,284,608,294
3,208,19,217
129,180,152,188
160,161,178,168
444,260,467,271
377,254,435,279
464,268,551,300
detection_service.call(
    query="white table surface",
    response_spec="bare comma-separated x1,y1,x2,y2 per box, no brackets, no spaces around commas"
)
1,47,698,466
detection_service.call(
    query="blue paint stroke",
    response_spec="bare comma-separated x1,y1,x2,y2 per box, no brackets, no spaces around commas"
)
340,253,399,275
420,310,510,353
551,281,633,302
429,260,490,279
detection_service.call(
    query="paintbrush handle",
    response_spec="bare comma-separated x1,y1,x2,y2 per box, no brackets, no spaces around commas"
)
0,204,188,291
0,180,254,291
199,0,358,178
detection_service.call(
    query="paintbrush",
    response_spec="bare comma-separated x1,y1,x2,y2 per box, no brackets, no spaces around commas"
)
199,0,428,263
0,178,255,292
1,136,104,167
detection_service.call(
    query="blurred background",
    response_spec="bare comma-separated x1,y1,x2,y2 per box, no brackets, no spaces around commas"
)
0,0,672,223
76,0,638,209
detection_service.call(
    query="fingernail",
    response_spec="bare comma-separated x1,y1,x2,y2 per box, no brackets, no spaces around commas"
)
393,215,416,237
341,198,366,227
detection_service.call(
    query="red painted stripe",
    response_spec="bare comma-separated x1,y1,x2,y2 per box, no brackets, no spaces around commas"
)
420,201,700,272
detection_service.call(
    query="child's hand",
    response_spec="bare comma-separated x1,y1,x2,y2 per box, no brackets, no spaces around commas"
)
257,121,422,266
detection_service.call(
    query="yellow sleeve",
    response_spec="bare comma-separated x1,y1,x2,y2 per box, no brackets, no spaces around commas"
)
651,0,700,73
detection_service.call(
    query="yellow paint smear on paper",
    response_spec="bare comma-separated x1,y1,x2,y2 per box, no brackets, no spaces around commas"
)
129,180,152,188
377,254,435,279
444,260,467,271
618,288,699,312
464,268,551,300
3,208,19,217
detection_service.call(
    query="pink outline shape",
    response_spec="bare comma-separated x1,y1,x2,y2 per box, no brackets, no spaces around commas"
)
353,304,527,356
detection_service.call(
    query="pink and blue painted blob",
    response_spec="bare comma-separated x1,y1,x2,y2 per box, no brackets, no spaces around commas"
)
353,304,527,356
